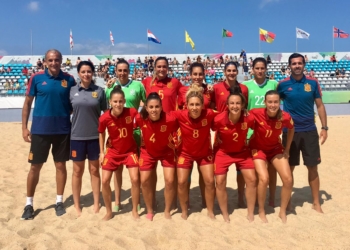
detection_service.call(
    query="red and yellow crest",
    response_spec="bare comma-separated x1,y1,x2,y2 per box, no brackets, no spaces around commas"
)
241,122,247,130
304,83,311,92
61,79,67,88
178,157,185,165
125,116,132,124
202,119,208,126
71,150,77,158
252,149,258,157
92,92,98,98
167,82,173,88
160,125,167,132
28,152,33,161
275,121,282,129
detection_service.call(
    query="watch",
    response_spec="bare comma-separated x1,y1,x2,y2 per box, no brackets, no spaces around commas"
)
321,126,329,131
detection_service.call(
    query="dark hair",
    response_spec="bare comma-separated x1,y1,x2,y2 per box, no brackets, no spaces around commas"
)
265,90,282,119
140,92,162,119
116,59,130,69
77,61,95,73
252,57,267,68
110,85,125,99
288,53,305,65
227,85,246,107
189,62,204,75
224,61,238,71
150,57,169,86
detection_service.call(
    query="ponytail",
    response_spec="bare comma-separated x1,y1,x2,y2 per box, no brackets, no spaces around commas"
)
110,85,125,99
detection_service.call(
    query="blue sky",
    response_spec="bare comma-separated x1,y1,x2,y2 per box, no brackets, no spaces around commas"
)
1,0,350,56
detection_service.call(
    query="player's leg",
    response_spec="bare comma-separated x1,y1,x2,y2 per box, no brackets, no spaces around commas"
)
199,163,215,220
163,167,176,219
237,172,246,208
113,165,123,211
127,166,141,219
177,167,192,220
268,163,277,207
140,169,155,220
72,160,85,216
215,173,229,222
101,169,114,221
87,139,101,213
198,166,206,208
253,158,269,223
241,168,257,222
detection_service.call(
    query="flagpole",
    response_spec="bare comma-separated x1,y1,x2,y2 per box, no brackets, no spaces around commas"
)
222,28,224,53
185,30,187,56
259,28,261,54
147,29,149,56
296,28,298,52
30,29,33,56
332,26,334,52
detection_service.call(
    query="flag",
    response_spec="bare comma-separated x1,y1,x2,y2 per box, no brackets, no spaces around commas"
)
222,29,233,38
296,27,310,39
147,29,161,44
110,31,114,46
333,27,349,38
259,28,276,43
70,29,74,49
185,31,195,50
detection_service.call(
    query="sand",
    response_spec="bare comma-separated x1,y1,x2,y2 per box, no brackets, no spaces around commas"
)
0,117,350,250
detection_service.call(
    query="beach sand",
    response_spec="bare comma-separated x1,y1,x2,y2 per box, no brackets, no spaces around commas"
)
0,116,350,250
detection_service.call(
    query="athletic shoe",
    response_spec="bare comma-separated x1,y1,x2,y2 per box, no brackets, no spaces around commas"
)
55,202,66,216
21,205,34,220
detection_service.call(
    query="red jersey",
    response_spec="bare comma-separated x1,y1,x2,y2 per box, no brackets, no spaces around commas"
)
211,81,248,112
212,111,254,153
178,84,212,110
171,109,217,158
98,108,138,154
135,112,179,158
142,76,183,112
249,108,294,151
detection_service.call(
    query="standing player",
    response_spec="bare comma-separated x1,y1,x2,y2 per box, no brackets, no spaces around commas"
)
171,85,217,220
105,59,146,212
278,53,328,213
211,61,248,208
21,49,76,219
70,61,107,216
243,57,278,207
136,93,179,220
98,86,140,220
212,87,257,223
249,91,294,223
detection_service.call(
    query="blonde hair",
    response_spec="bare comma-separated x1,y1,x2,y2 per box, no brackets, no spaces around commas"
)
186,84,204,105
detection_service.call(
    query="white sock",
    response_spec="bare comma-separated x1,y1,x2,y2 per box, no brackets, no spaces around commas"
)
26,197,33,206
56,195,63,204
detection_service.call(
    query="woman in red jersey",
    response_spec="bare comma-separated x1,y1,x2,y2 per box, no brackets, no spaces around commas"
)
98,86,140,221
171,85,217,220
249,90,294,223
212,86,257,223
211,61,248,208
135,92,179,220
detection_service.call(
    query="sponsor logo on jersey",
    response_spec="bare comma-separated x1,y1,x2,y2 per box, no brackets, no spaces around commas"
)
178,157,185,165
167,82,173,88
224,127,228,130
125,116,132,124
275,121,282,129
109,122,116,127
241,122,247,130
143,124,147,128
250,90,254,93
202,119,208,126
74,93,79,96
287,87,293,91
61,79,68,88
92,92,98,98
304,83,311,92
259,122,264,125
185,122,189,125
220,92,225,95
42,81,47,85
160,125,167,132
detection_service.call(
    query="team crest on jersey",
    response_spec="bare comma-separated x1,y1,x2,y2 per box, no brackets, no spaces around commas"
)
167,82,173,88
143,124,147,128
92,92,98,98
71,150,77,158
28,152,33,160
178,157,185,165
304,83,311,92
275,121,282,129
130,89,136,96
206,93,211,99
202,119,208,126
224,127,228,130
241,122,247,130
220,92,225,96
252,149,258,157
61,79,67,88
160,125,167,132
125,116,132,124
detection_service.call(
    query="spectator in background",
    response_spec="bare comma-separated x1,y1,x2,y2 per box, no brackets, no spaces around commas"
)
243,62,249,80
104,72,111,84
266,55,272,64
238,55,244,66
330,55,337,63
249,57,253,67
173,57,179,65
304,68,308,76
233,56,238,62
197,55,202,63
229,56,233,62
15,81,20,90
280,66,286,75
105,58,111,66
340,68,346,78
285,67,291,77
309,68,315,78
76,57,81,67
0,65,5,73
4,80,10,89
87,58,94,67
335,68,340,78
218,56,224,66
269,73,275,80
36,58,43,70
304,55,309,63
209,66,215,76
224,55,229,63
22,67,28,77
148,57,154,67
136,57,141,64
7,66,12,73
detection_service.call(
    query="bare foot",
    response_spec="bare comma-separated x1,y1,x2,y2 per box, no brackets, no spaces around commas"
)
181,212,188,220
132,210,140,220
247,214,254,223
238,200,247,209
259,211,268,223
279,212,287,224
146,213,154,221
74,205,82,217
93,204,100,214
312,204,324,213
222,214,230,223
207,212,216,220
164,211,172,219
102,212,113,221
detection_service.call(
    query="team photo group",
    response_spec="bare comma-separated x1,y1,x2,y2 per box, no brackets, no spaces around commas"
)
21,49,328,224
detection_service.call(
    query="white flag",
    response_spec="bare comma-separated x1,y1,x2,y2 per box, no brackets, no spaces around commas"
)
70,29,74,49
296,27,310,39
110,31,114,46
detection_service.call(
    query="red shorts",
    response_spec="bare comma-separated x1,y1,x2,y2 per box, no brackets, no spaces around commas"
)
102,148,139,171
251,146,284,162
139,148,176,171
177,152,214,169
214,149,254,175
